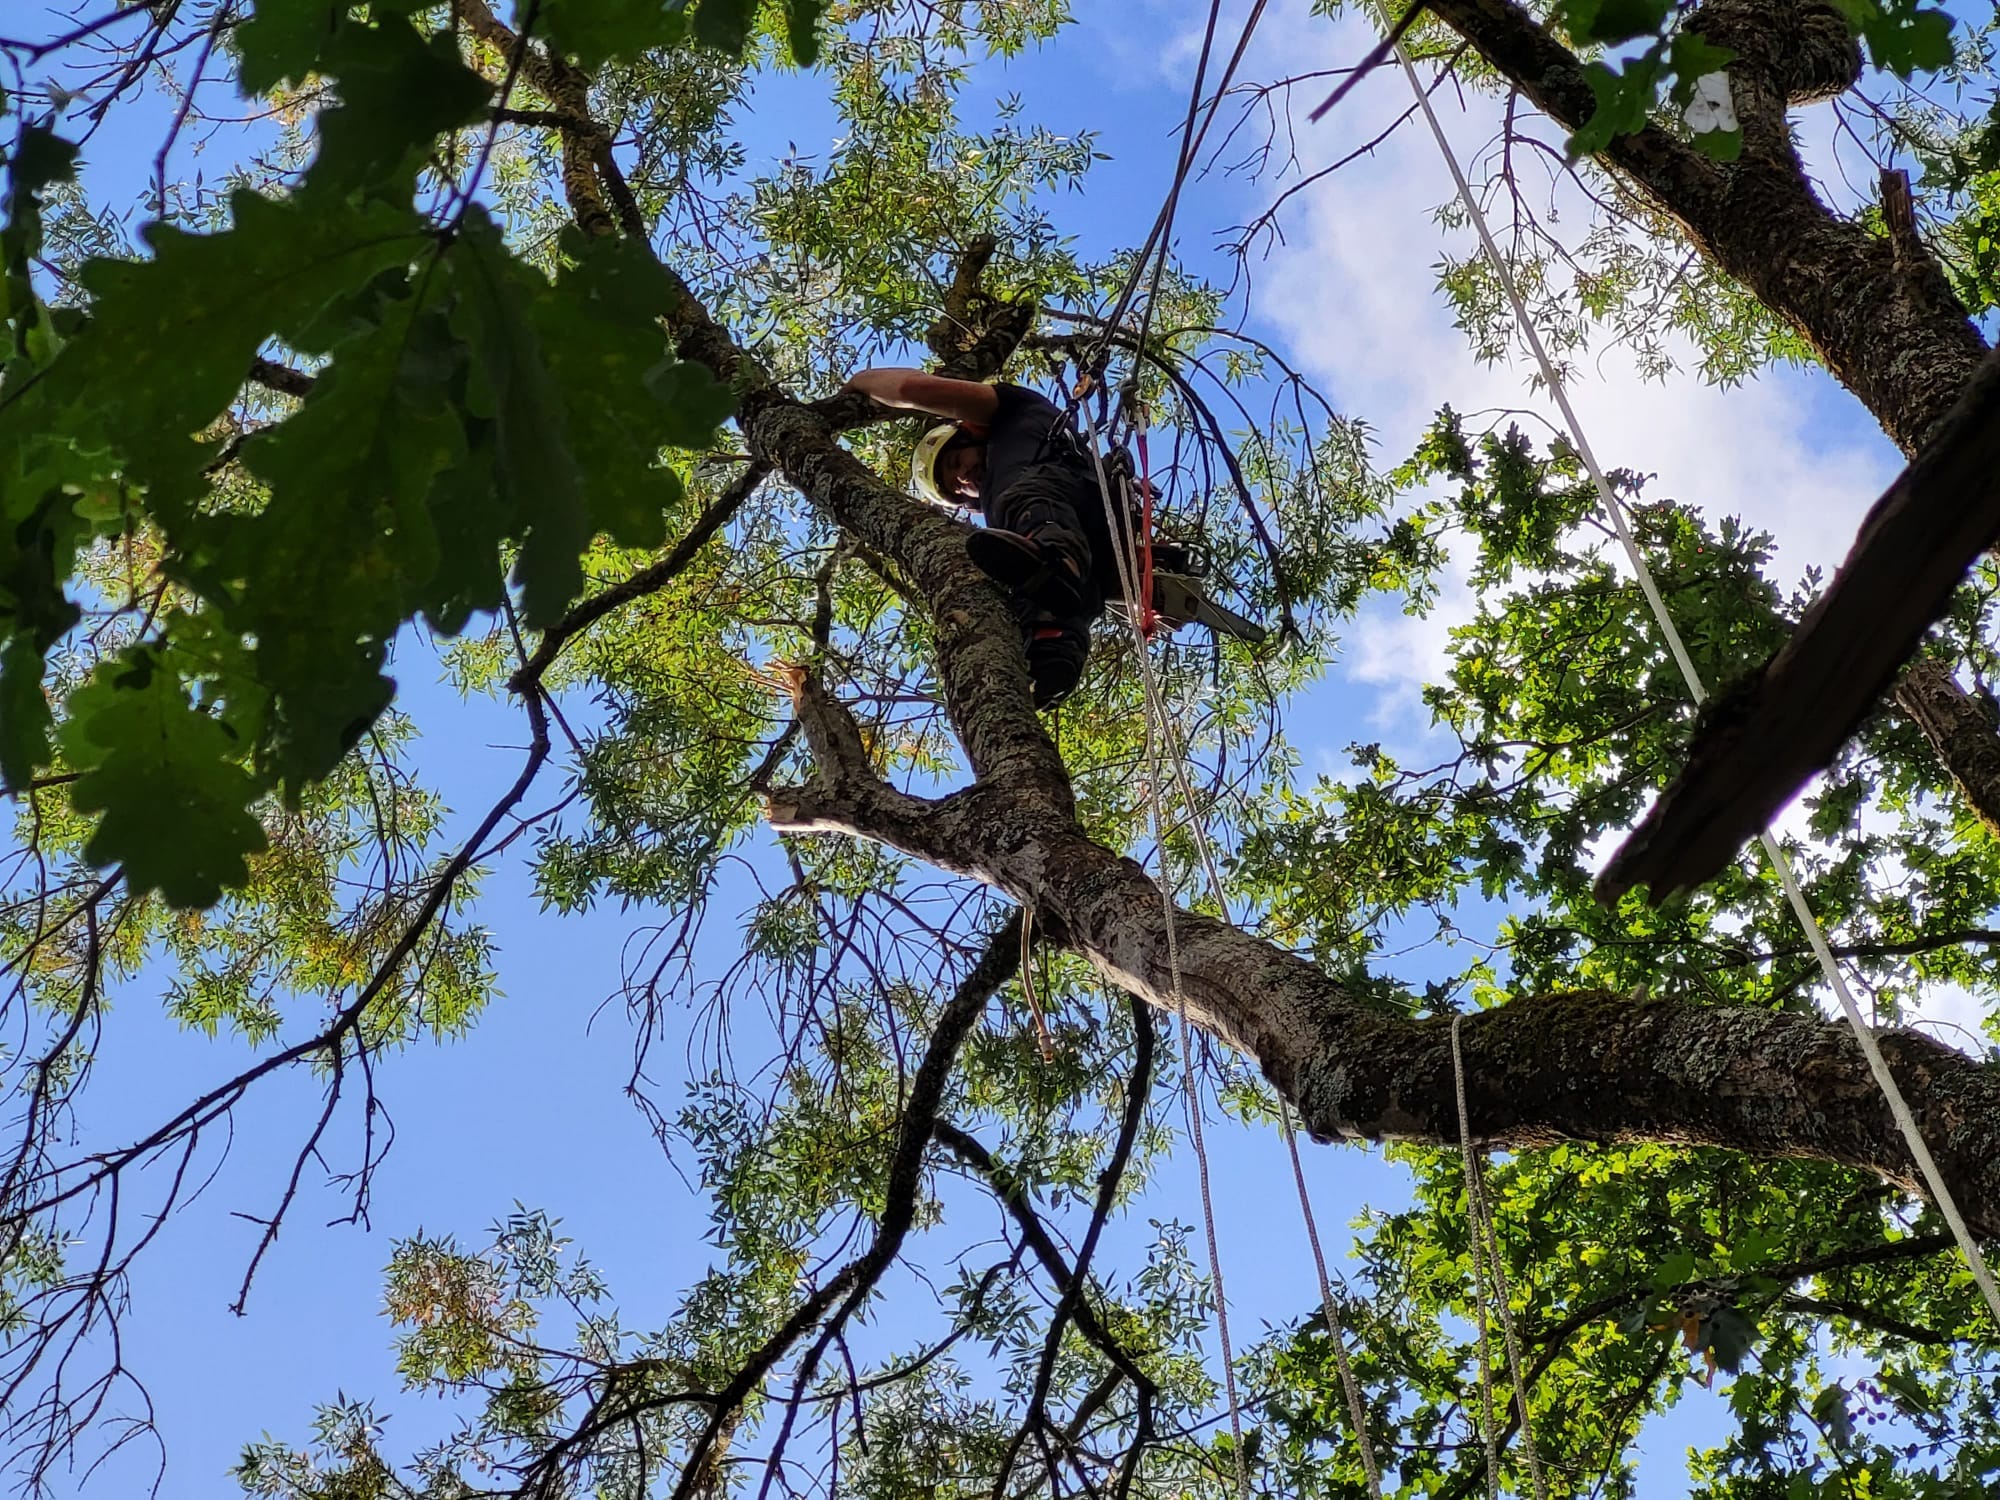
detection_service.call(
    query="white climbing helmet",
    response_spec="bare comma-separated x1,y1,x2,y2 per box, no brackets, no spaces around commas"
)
910,423,965,507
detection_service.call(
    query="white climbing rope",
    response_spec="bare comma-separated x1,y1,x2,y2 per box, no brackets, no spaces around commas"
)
1451,1016,1505,1499
1081,404,1252,1499
1452,1015,1551,1500
1393,42,2000,1331
1281,1101,1385,1497
1081,402,1399,1492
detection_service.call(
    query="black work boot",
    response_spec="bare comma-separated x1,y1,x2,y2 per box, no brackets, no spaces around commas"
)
967,527,1090,614
1023,615,1090,709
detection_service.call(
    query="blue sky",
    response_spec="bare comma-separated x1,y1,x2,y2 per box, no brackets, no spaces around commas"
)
13,0,1970,1495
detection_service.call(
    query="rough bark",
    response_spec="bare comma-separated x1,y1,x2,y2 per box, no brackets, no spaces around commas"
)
763,678,2000,1236
925,233,1038,382
1897,658,2000,838
1424,0,1987,456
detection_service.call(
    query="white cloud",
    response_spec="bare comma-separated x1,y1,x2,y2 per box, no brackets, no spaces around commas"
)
1343,532,1475,739
1203,6,1905,754
1901,980,1995,1056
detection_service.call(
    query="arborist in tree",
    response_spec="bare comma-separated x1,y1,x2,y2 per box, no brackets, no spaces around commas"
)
842,367,1263,708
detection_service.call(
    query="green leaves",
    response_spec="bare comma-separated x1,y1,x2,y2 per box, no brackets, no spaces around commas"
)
1558,0,1672,46
2,126,79,374
303,16,493,200
445,214,736,626
58,648,268,908
448,211,592,628
62,190,431,519
0,2,740,904
219,283,454,787
536,231,733,540
1561,0,1953,161
0,637,53,792
1845,0,1957,77
1570,56,1660,159
691,0,760,57
1569,35,1741,164
235,0,347,94
532,0,689,72
531,0,828,69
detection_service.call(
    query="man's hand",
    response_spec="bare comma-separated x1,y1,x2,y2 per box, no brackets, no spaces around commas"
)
842,368,999,428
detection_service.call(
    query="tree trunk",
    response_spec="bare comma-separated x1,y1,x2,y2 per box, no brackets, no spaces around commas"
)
1897,658,2000,837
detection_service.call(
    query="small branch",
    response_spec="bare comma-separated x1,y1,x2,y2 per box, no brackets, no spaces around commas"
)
932,1120,1159,1401
1308,0,1431,123
1780,1293,1958,1346
1881,167,1922,276
517,918,1023,1500
762,672,953,847
508,463,768,695
994,996,1156,1494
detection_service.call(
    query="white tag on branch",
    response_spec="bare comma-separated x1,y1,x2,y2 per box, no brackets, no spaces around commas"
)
1683,71,1739,135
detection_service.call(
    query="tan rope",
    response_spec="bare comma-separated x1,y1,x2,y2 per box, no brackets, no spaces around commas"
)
1451,1016,1550,1499
1017,908,1056,1063
1281,1101,1385,1495
1451,1016,1504,1499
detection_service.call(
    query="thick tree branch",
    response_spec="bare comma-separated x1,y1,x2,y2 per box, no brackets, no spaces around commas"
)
627,239,2000,1237
645,274,1075,807
1896,658,2000,838
1424,0,2000,897
788,774,2000,1237
925,232,1037,382
1600,347,2000,900
761,669,967,854
1427,0,1988,456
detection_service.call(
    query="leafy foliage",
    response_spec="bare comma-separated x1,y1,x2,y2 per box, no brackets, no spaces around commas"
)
0,6,736,900
4,3,2000,1500
1554,0,1957,161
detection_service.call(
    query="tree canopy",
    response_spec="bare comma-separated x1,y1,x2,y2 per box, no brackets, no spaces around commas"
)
5,0,2000,1497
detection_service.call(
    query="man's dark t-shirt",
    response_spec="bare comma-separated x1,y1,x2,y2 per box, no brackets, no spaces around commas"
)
974,383,1122,609
978,383,1091,518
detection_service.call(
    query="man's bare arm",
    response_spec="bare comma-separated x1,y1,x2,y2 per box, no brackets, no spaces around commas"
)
843,368,1000,426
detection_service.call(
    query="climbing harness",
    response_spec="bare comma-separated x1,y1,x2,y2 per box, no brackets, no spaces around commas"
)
1389,40,2000,1332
